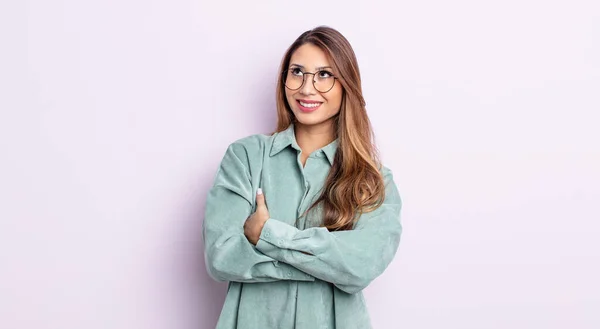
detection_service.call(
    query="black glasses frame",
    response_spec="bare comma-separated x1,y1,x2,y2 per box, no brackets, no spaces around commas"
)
282,69,338,93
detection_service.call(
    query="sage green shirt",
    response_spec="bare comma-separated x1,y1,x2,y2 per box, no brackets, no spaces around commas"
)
203,123,403,329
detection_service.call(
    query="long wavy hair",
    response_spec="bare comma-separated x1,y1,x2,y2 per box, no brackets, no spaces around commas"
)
274,26,386,231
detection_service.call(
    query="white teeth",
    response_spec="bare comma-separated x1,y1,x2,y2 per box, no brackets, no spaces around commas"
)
299,101,321,108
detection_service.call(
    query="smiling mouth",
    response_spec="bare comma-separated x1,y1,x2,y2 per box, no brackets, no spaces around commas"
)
297,100,323,112
298,100,321,107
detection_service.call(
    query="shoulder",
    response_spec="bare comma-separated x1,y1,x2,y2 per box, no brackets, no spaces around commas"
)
216,133,274,179
379,164,401,202
380,164,394,181
226,132,273,157
221,131,278,171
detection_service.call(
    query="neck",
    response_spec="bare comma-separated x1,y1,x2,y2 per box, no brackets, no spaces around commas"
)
294,121,336,155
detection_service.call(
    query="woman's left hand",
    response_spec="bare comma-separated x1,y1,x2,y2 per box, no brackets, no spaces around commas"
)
244,188,270,245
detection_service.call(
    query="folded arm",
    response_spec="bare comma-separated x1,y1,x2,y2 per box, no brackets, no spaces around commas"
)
202,143,314,283
255,169,402,293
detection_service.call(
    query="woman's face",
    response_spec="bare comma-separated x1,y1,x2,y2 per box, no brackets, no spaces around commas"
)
284,43,343,130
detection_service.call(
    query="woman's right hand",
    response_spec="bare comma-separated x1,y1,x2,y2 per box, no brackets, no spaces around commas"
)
243,188,270,245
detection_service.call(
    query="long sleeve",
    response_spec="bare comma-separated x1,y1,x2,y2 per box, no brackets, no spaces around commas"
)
255,168,402,294
202,143,314,283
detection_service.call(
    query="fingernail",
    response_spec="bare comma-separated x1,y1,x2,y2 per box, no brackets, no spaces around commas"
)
257,188,263,195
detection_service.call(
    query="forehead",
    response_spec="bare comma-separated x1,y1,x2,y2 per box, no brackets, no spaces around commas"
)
289,43,332,70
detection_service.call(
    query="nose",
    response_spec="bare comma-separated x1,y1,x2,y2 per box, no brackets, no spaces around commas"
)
300,73,317,95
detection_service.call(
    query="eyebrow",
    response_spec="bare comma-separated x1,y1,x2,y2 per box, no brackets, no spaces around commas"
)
289,63,333,71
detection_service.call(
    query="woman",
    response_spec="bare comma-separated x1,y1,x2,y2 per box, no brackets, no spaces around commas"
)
203,26,403,329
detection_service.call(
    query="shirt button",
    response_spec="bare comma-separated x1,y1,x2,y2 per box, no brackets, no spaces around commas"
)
278,239,284,247
264,231,270,238
286,271,292,277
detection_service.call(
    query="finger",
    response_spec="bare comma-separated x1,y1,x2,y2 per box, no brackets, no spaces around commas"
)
256,188,266,209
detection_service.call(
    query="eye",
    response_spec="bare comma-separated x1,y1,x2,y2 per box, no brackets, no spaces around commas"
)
290,67,303,76
318,70,334,78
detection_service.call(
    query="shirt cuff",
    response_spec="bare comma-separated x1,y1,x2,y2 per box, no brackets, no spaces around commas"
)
255,219,313,281
258,218,299,246
256,218,307,254
256,218,293,259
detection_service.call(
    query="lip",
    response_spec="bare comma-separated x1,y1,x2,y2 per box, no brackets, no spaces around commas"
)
296,99,323,113
297,99,322,103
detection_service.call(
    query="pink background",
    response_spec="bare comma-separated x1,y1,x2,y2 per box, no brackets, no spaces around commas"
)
2,0,599,328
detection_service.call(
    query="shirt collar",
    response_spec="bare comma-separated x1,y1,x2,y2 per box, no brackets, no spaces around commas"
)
269,123,338,165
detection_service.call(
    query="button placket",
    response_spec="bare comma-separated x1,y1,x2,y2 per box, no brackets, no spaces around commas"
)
297,184,311,218
297,165,311,218
296,151,318,228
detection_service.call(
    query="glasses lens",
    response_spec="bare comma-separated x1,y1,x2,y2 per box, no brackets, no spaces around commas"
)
283,69,336,92
284,70,304,90
314,71,335,92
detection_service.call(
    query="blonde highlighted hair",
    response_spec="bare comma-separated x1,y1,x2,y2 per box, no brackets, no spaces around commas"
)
274,26,386,231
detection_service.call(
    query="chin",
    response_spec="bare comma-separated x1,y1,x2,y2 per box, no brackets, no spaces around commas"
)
293,113,336,128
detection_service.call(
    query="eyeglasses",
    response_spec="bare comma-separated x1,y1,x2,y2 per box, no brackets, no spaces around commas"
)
283,67,338,93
